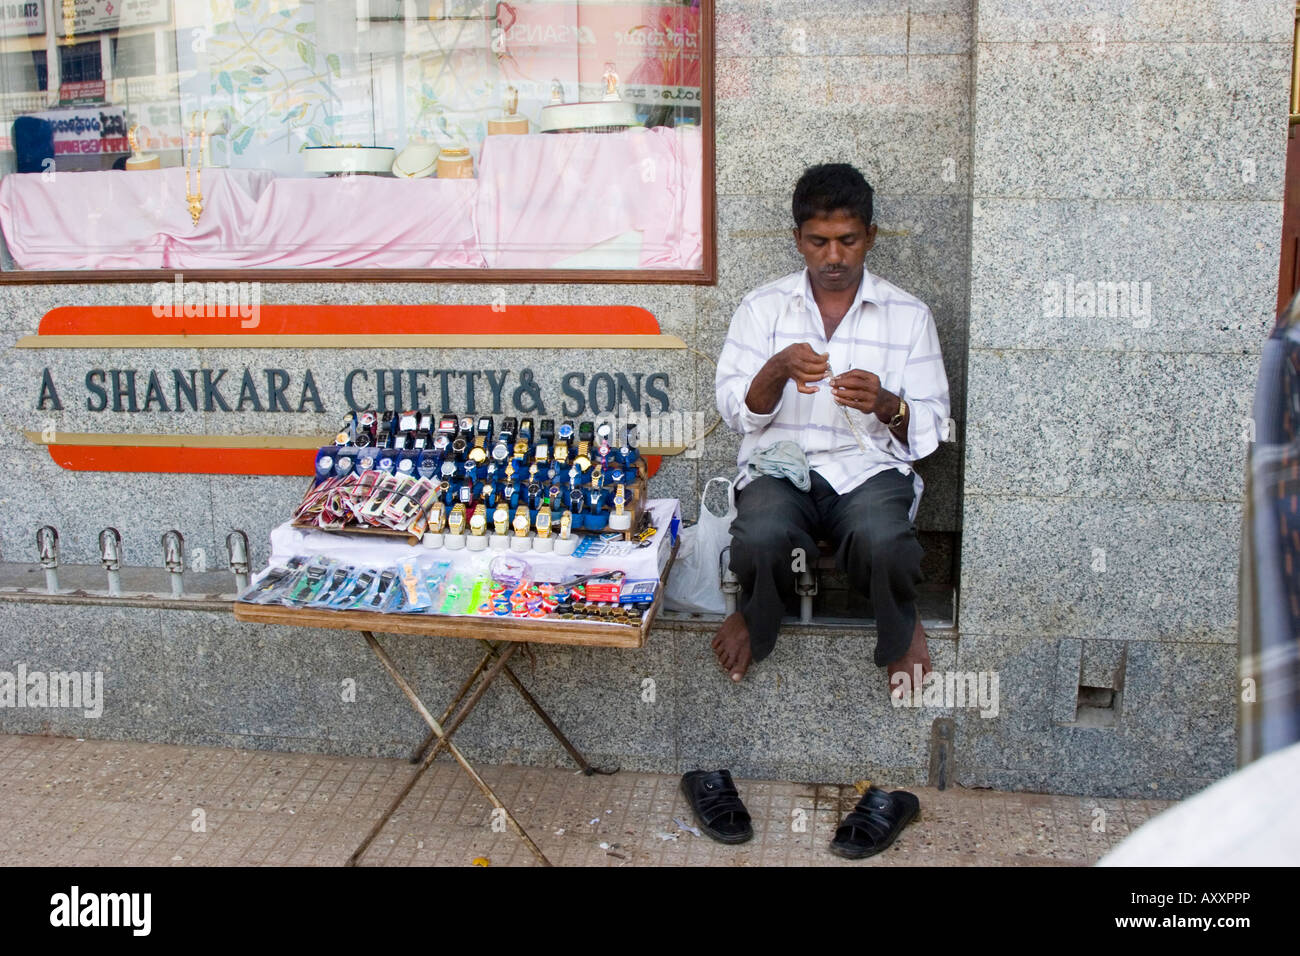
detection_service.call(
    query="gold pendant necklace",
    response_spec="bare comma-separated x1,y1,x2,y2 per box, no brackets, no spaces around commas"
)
183,110,207,226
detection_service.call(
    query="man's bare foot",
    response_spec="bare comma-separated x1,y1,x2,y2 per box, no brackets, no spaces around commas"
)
711,612,753,683
887,614,932,702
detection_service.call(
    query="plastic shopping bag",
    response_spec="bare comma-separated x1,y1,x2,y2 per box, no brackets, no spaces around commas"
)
663,477,736,614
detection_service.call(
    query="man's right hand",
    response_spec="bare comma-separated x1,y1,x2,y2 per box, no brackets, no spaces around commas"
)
744,342,830,416
777,343,830,394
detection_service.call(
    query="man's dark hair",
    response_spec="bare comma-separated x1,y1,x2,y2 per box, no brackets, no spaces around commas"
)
792,163,873,231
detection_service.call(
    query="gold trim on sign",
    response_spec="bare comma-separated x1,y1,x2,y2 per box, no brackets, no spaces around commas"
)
23,431,687,455
14,334,688,350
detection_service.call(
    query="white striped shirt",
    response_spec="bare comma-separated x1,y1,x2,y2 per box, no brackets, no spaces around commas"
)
714,267,950,522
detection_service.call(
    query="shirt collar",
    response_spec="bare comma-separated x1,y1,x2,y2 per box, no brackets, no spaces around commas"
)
793,266,881,312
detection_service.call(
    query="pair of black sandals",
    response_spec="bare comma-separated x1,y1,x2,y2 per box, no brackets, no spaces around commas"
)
680,769,920,859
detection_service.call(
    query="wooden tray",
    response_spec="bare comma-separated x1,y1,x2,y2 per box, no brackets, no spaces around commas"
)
233,539,677,649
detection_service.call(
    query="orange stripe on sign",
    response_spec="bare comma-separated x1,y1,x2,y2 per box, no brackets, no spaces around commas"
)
38,304,661,337
48,445,317,476
46,444,663,479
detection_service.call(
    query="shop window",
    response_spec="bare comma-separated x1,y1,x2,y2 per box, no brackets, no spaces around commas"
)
0,0,715,282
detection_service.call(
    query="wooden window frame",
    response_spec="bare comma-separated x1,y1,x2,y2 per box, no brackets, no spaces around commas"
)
0,0,716,286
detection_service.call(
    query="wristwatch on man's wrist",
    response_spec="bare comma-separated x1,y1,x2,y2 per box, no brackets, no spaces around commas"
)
888,398,908,430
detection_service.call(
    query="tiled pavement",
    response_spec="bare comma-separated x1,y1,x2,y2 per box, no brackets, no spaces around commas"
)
0,734,1175,867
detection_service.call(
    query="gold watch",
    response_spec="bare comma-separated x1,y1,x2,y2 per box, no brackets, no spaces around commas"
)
888,398,908,430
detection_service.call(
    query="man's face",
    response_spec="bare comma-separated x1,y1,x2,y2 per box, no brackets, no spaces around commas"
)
793,209,876,294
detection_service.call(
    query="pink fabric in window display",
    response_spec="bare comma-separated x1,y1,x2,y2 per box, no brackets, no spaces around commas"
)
0,169,483,270
165,176,484,270
0,168,275,270
475,126,703,270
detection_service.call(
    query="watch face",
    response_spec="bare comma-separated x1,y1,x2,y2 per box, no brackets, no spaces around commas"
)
558,422,574,440
534,442,549,461
469,513,487,533
438,417,457,434
578,422,595,443
477,417,493,436
491,442,509,461
459,416,474,434
468,447,487,464
596,423,612,443
434,434,449,452
440,461,457,477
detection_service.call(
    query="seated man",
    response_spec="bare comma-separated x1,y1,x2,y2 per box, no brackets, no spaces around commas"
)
713,162,949,693
684,163,950,857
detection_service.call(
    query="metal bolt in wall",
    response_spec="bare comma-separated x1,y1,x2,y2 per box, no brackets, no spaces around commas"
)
161,530,185,598
36,526,59,593
226,530,250,592
99,527,122,597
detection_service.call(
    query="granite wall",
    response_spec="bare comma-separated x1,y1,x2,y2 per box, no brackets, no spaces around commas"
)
955,0,1292,795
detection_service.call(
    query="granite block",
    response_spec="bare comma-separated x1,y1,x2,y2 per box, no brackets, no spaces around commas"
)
718,86,971,199
1053,638,1083,723
958,496,1242,642
0,602,170,737
963,349,1258,501
973,42,1289,201
977,0,1293,43
1120,639,1237,777
158,609,337,740
969,199,1283,353
954,632,1236,795
675,623,959,785
715,2,912,58
1080,639,1127,689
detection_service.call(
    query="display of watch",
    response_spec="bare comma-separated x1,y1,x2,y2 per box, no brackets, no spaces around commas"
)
428,502,445,534
512,505,530,537
469,511,487,536
613,483,626,515
535,504,552,537
559,510,572,539
447,503,466,535
493,503,509,535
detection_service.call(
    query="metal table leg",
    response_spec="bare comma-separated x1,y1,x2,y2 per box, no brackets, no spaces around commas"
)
348,631,551,867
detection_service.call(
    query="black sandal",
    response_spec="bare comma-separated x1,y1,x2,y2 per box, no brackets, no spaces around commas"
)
829,786,920,859
680,769,754,844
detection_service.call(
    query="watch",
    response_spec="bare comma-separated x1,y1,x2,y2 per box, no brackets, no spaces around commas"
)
559,510,572,540
888,398,908,430
535,504,552,538
469,511,487,536
493,503,509,535
448,503,466,535
512,506,531,537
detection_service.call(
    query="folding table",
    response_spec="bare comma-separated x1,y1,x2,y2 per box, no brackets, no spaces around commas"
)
232,538,678,867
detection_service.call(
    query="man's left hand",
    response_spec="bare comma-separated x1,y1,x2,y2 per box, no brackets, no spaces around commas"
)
830,369,900,423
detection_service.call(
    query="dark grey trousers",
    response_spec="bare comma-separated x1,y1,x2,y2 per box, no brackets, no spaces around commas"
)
727,469,924,667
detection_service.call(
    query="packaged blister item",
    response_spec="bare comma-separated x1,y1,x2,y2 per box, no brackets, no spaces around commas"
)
393,557,435,612
238,557,308,604
308,563,356,607
327,566,381,609
357,567,401,612
282,556,335,606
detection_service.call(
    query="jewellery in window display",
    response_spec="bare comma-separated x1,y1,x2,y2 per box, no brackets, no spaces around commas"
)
183,111,207,226
124,124,159,171
488,84,530,136
436,145,474,179
391,140,438,179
